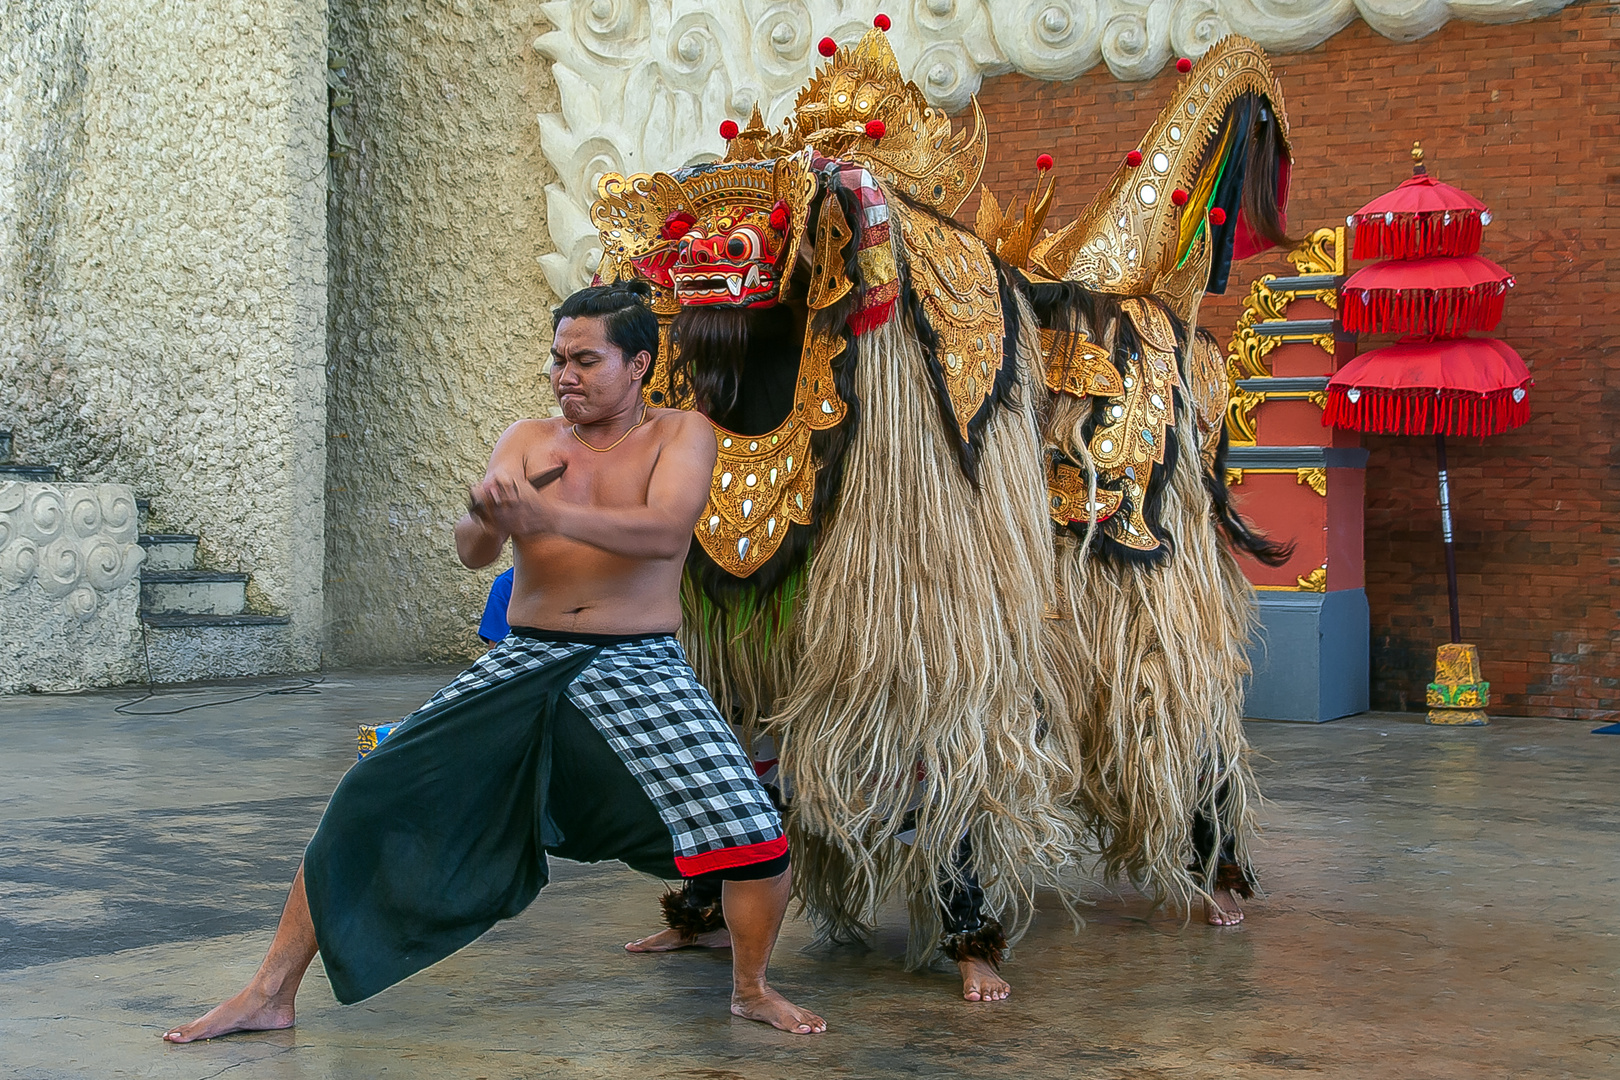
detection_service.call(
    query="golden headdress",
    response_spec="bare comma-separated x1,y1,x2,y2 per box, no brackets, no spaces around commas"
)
784,28,986,217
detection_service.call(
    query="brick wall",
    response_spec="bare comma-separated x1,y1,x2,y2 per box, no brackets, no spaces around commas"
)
973,4,1619,719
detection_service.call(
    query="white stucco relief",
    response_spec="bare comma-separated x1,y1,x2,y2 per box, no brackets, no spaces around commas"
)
2,481,146,692
0,483,144,620
533,0,1573,298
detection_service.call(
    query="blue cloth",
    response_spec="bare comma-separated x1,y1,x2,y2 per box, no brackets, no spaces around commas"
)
478,568,515,643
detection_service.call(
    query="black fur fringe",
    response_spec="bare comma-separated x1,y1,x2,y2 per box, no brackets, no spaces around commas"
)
1215,860,1258,900
1204,424,1293,567
1186,859,1257,899
939,919,1007,968
660,886,726,937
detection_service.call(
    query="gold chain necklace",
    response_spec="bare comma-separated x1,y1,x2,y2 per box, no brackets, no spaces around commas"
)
571,404,648,453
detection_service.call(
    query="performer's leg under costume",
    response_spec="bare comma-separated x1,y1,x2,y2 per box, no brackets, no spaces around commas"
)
1189,779,1257,900
663,831,1004,968
302,630,785,1004
935,835,1006,968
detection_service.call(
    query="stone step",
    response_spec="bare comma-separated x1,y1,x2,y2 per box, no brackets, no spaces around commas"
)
141,612,290,629
137,616,299,684
140,570,248,617
0,464,59,481
138,533,200,571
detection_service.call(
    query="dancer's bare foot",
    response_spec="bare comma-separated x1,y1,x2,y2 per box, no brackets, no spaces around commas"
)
161,986,294,1043
165,866,316,1044
1206,888,1245,926
959,957,1010,1001
625,926,732,952
731,987,827,1034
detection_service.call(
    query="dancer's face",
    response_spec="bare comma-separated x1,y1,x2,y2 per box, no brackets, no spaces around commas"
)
549,315,650,425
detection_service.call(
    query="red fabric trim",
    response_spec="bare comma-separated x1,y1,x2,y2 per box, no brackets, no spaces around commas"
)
751,758,778,777
847,284,897,335
674,835,789,877
1341,283,1507,336
847,300,894,335
1321,384,1531,438
1352,212,1483,260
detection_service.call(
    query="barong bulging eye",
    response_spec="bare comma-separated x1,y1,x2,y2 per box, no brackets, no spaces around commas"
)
716,226,764,265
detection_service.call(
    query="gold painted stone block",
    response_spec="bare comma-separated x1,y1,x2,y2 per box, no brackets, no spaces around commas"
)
1426,643,1490,726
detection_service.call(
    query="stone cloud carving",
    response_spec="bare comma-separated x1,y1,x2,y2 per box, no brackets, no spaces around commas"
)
533,0,1573,299
0,483,144,620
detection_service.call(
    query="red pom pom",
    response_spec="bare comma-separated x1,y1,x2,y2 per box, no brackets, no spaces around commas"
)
769,201,790,232
1209,207,1227,226
1125,150,1143,168
1171,188,1189,206
1036,153,1054,171
660,212,696,240
818,36,838,57
1176,57,1193,74
865,119,886,139
874,13,891,30
719,119,739,140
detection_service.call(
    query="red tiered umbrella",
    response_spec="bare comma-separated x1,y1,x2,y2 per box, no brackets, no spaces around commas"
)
1324,143,1532,645
1324,337,1532,437
1349,171,1489,260
1341,254,1514,336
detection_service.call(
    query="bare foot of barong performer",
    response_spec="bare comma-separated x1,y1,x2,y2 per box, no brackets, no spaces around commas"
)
164,284,824,1042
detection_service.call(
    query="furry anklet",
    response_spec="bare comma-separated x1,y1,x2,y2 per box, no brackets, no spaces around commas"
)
660,888,726,937
940,919,1007,968
1214,860,1256,899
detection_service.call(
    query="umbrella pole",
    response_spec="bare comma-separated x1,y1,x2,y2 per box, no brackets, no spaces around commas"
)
1435,432,1462,644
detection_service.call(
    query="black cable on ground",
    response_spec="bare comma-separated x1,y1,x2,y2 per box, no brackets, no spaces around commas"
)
113,635,324,719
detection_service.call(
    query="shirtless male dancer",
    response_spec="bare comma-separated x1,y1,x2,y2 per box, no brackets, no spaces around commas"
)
163,282,825,1042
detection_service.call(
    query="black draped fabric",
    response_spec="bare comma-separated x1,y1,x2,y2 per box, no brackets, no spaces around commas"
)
304,647,679,1004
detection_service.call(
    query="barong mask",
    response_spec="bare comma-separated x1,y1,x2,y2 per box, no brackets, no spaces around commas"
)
593,151,849,588
594,154,816,312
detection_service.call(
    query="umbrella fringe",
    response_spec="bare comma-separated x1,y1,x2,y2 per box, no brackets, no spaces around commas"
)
1322,385,1530,438
1341,284,1506,336
1352,212,1483,260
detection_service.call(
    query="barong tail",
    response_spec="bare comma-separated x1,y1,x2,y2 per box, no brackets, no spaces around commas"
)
304,632,785,1004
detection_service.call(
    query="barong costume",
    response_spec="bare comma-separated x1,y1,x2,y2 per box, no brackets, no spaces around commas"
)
303,629,785,1004
587,25,1296,961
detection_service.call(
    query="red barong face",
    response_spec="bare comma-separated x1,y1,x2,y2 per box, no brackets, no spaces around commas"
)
657,208,786,308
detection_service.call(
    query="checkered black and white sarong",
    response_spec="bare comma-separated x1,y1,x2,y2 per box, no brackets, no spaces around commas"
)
411,631,783,874
303,630,785,1005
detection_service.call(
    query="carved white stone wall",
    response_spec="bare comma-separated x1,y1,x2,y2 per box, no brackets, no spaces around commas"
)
0,482,145,692
533,0,1574,298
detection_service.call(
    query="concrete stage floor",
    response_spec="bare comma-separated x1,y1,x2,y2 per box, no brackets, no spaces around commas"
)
0,671,1614,1080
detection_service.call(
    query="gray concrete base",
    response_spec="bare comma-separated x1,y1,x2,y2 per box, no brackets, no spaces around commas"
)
140,572,249,616
1245,588,1370,722
139,620,303,684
